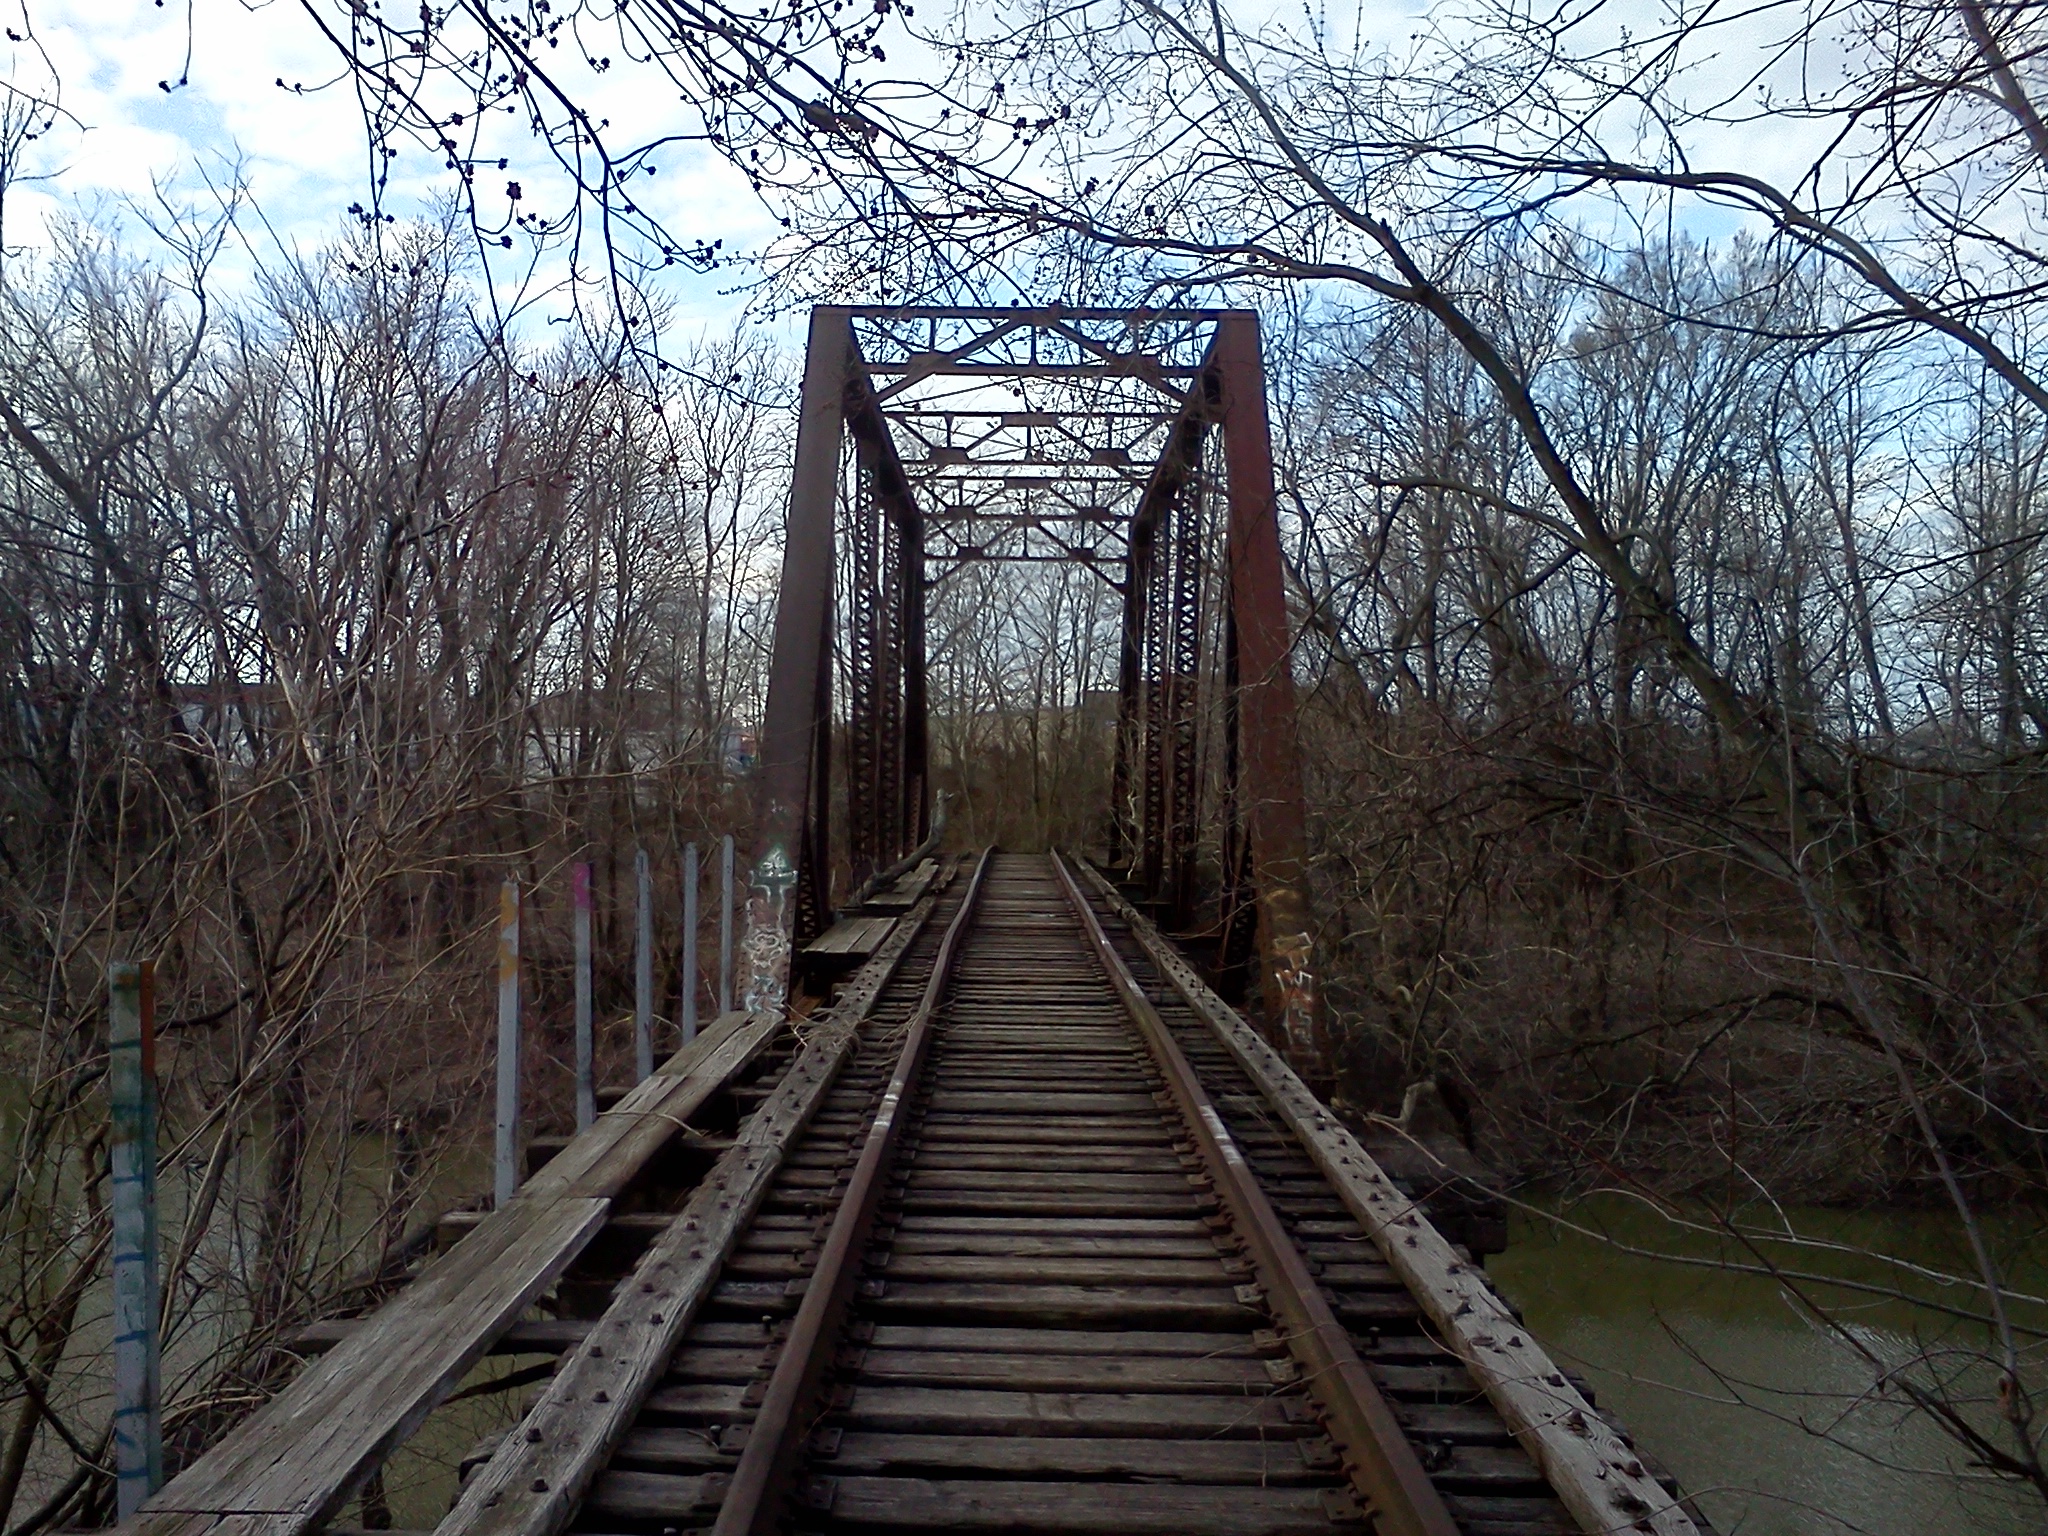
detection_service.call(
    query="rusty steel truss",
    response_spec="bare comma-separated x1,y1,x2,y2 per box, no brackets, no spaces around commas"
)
740,306,1331,1084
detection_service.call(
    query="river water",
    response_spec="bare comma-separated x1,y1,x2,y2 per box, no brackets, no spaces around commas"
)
1487,1198,2048,1535
16,1076,2048,1532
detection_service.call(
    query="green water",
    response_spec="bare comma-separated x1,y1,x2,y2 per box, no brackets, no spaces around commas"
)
0,1087,503,1527
1488,1198,2048,1535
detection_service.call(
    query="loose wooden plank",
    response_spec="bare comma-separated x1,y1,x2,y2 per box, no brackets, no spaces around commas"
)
126,1016,783,1536
516,1010,779,1201
436,875,952,1536
861,858,938,911
1075,859,1703,1536
128,1198,606,1536
805,914,898,957
819,1474,1352,1534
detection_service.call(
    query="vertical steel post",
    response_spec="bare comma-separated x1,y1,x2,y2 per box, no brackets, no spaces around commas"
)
744,307,851,1012
634,846,654,1082
1213,312,1332,1089
1115,405,1203,881
901,509,929,845
109,960,161,1518
846,448,883,887
718,834,735,1015
845,384,928,854
1109,516,1151,871
494,877,523,1207
681,841,700,1045
573,862,595,1130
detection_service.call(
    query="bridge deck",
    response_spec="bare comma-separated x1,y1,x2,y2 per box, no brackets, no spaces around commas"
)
124,855,1707,1536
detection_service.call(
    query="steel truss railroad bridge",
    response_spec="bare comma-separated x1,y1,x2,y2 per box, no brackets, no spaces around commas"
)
118,312,1711,1536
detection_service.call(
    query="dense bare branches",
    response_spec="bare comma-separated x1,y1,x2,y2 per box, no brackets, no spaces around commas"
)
0,212,785,1529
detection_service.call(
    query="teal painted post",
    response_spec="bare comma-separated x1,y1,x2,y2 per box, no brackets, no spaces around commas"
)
109,960,162,1516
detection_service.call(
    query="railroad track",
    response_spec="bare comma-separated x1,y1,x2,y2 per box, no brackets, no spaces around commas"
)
481,850,1619,1536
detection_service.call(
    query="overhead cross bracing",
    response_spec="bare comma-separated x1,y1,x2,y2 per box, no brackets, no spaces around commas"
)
744,306,1331,1090
853,309,1219,585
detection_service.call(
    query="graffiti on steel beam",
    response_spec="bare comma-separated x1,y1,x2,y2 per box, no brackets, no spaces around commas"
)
741,842,799,1014
1269,925,1320,1075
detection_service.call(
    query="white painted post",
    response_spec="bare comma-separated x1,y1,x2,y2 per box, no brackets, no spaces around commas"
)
109,960,162,1517
633,846,653,1082
573,861,595,1130
494,877,522,1208
681,841,700,1045
718,833,735,1016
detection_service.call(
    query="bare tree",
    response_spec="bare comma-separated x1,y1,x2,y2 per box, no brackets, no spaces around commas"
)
0,193,788,1525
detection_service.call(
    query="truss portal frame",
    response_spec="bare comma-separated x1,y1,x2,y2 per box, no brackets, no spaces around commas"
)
741,306,1330,1085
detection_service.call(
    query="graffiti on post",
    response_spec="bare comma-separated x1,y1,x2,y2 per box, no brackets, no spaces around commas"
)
740,842,799,1015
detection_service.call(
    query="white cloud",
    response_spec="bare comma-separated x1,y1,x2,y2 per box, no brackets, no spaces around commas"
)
6,0,777,327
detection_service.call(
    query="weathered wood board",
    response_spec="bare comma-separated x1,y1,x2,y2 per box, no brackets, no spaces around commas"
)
436,877,950,1536
804,914,899,958
861,858,938,911
126,1198,606,1536
122,1012,782,1536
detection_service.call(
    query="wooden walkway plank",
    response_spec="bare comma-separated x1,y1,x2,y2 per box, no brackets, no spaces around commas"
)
804,914,898,958
128,1198,606,1536
123,1013,783,1536
1073,858,1703,1536
517,1010,779,1201
437,876,953,1536
290,1319,591,1356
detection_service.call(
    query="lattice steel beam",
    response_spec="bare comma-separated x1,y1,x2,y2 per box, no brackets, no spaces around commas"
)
746,308,1326,1091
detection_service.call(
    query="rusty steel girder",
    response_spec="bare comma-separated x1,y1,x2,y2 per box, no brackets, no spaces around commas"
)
740,306,1330,1088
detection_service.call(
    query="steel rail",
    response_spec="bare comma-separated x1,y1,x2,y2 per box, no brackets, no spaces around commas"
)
1050,851,1464,1536
710,846,996,1536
